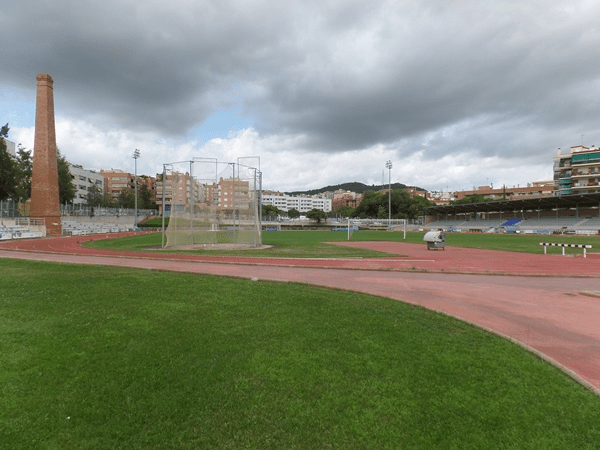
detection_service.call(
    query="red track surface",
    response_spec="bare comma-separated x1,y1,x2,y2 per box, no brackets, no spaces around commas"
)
1,233,600,394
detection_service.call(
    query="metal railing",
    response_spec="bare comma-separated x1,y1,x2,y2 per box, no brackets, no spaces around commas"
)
15,217,45,226
60,205,157,217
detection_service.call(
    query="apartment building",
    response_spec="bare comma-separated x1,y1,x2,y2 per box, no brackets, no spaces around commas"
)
215,178,251,211
155,171,203,214
100,169,135,202
554,145,600,196
331,190,362,210
4,139,16,157
404,187,428,198
262,193,332,213
454,181,554,201
69,164,104,205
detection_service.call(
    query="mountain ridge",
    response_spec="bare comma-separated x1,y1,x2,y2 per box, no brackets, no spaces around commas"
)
284,181,424,196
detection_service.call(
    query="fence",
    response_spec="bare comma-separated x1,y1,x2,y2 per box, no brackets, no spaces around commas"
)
0,200,20,218
1,201,156,220
60,205,157,218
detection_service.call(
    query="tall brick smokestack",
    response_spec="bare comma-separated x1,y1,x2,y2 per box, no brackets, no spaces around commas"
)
30,74,62,236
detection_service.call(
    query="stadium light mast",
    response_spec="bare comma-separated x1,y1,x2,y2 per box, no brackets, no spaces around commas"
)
133,149,140,227
385,160,392,226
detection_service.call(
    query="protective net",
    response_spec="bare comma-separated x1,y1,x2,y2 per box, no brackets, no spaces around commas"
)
163,159,262,249
348,219,359,240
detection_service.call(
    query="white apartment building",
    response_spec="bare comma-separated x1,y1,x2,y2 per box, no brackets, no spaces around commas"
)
69,164,105,205
262,193,332,213
4,139,16,157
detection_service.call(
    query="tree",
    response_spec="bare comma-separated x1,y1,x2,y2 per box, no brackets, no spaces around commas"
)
306,208,326,224
287,208,300,219
0,123,17,201
451,194,493,205
352,191,383,218
352,189,431,219
14,145,32,203
138,183,157,210
333,205,355,218
118,188,135,208
390,190,412,218
86,184,106,207
409,195,433,218
262,204,281,218
57,149,76,205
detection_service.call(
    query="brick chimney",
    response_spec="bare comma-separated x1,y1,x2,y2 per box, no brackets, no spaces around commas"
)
30,74,62,236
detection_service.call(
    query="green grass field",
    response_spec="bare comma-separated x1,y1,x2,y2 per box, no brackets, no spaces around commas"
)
85,230,391,258
2,259,599,449
85,229,600,257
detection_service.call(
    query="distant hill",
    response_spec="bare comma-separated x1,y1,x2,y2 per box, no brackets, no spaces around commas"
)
285,181,425,196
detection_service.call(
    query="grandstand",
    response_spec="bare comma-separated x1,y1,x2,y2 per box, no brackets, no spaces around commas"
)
426,192,600,235
426,215,600,235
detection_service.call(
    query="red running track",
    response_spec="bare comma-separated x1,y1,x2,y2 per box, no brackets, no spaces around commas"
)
1,233,600,394
1,232,599,275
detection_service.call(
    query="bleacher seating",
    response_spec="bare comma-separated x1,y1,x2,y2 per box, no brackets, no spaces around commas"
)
459,219,505,231
500,218,523,227
0,225,43,240
61,221,136,236
425,219,468,231
571,217,600,234
427,218,508,232
518,217,581,233
425,216,599,235
0,220,137,240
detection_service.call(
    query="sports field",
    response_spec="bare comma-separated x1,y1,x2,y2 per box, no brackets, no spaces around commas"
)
85,229,600,257
1,230,599,448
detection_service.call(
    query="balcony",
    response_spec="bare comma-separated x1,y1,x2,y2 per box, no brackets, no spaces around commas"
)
571,172,591,178
573,182,599,189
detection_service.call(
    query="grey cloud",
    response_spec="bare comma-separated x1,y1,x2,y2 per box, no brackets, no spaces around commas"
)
2,0,600,160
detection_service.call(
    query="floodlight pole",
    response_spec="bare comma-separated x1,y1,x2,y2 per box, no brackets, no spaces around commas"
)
385,160,392,227
133,149,140,228
161,164,169,248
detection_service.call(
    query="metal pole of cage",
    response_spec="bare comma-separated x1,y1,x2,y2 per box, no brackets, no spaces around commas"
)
189,160,194,246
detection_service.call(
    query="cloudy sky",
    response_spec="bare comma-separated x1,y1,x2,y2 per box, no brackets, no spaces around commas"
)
2,0,599,193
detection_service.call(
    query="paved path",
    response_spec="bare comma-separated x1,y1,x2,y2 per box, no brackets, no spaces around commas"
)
1,234,599,394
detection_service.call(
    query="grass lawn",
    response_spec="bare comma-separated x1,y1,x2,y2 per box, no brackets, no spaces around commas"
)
85,229,600,258
1,259,599,449
416,232,600,255
84,230,395,258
